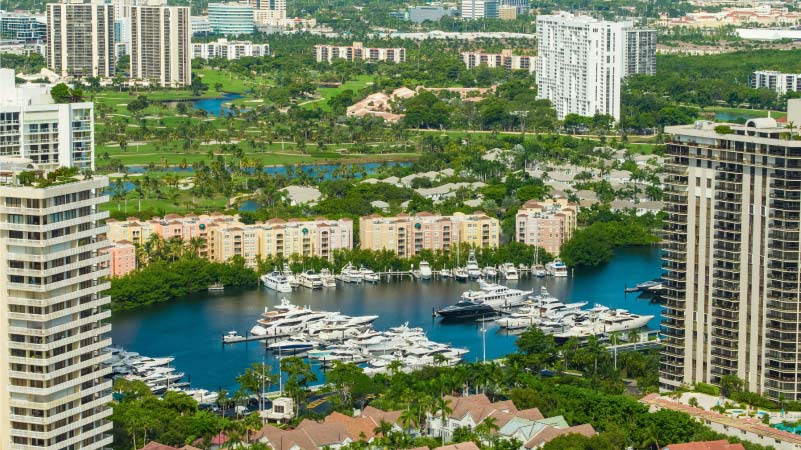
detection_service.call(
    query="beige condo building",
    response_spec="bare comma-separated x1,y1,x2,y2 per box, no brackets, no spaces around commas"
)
46,0,115,79
359,212,500,257
130,2,191,87
515,198,578,256
661,109,801,400
0,162,112,450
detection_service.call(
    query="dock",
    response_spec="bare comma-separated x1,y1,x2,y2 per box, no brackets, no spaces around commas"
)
222,331,289,345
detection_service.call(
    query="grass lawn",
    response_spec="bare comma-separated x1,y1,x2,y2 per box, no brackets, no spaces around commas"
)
702,106,787,121
306,74,375,112
195,68,268,94
101,194,230,215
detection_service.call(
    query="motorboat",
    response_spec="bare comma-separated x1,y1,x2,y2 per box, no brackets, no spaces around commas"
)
553,306,654,341
360,266,380,283
208,282,224,291
268,339,317,352
440,268,452,279
282,263,299,287
625,279,664,293
320,268,337,288
499,263,518,280
483,266,497,278
223,330,246,343
466,250,481,278
339,263,363,283
461,281,532,309
436,299,496,321
419,261,432,279
532,264,547,277
454,267,469,281
298,270,323,289
261,271,292,293
546,258,568,277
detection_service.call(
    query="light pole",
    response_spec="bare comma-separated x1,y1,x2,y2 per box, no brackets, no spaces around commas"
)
481,320,487,363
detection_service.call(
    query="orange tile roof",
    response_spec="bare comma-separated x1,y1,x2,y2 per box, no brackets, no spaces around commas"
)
324,411,377,441
664,440,746,450
139,442,178,450
435,442,481,450
524,424,596,449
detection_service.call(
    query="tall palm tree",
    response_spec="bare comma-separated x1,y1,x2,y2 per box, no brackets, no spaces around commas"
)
435,396,453,446
475,416,499,447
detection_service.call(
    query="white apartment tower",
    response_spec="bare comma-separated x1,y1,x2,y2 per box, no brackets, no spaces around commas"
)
0,70,112,450
130,2,191,87
461,0,498,19
250,0,286,24
535,12,655,121
0,70,94,170
46,0,115,78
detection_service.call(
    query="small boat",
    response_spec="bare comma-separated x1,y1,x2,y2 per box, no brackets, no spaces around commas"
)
223,330,246,343
440,268,453,279
500,263,518,280
208,282,224,291
298,270,323,289
483,266,497,278
454,267,469,281
339,263,363,283
532,264,547,277
360,265,380,283
466,251,481,279
268,339,317,352
320,268,337,288
546,258,568,277
419,261,432,280
261,271,292,293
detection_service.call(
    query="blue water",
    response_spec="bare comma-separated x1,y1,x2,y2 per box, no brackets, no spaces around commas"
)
191,93,245,117
715,111,758,123
109,246,663,392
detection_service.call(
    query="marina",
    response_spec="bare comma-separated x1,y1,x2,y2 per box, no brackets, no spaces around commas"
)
110,247,663,392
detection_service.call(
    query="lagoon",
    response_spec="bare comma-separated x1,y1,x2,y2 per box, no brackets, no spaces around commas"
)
109,246,663,391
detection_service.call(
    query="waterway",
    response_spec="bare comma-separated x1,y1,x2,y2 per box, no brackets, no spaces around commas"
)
164,93,245,117
109,246,663,392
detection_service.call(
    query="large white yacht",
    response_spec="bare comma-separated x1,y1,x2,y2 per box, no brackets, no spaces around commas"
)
546,258,569,277
261,271,292,293
499,263,518,280
553,305,653,341
360,265,380,283
320,268,337,288
298,270,323,289
460,281,532,308
418,261,432,280
339,263,363,283
466,251,482,279
282,263,299,287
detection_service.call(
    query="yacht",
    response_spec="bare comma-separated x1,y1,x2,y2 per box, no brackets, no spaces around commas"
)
436,299,496,321
499,263,518,280
298,270,323,289
546,258,568,277
268,339,317,352
339,263,363,283
282,263,299,287
320,268,337,288
466,251,482,278
553,306,654,341
360,266,380,283
454,267,469,281
418,261,432,280
208,282,224,291
261,271,292,293
440,268,452,279
461,281,532,309
483,266,497,278
532,264,547,277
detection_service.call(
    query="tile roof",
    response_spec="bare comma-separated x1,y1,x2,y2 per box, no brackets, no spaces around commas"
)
139,442,178,450
324,411,378,441
435,442,481,450
524,423,596,449
361,405,402,426
641,394,801,445
664,440,746,450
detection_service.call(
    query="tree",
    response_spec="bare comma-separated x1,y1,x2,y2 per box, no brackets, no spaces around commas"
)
435,396,453,445
280,357,317,417
191,76,209,96
515,326,557,372
51,83,82,103
719,374,744,397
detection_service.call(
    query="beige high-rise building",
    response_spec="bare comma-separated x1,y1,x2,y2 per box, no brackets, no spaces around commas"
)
661,112,801,400
130,2,191,87
46,0,115,78
359,212,499,257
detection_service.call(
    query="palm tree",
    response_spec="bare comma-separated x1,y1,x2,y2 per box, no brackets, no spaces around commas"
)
399,407,418,435
639,422,661,450
373,419,393,440
475,416,499,447
435,396,453,445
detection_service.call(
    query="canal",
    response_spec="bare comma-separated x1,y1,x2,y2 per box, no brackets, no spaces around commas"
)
109,246,663,391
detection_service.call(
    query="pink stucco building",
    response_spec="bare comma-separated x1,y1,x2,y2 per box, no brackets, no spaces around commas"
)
103,240,137,277
515,199,578,256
